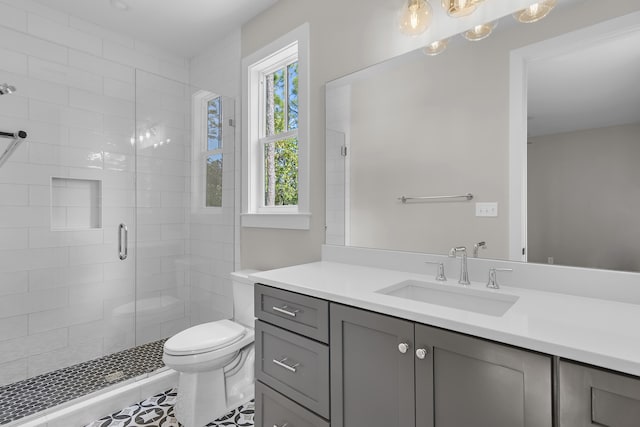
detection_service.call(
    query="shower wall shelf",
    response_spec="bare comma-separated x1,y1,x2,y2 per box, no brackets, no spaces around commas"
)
398,193,474,203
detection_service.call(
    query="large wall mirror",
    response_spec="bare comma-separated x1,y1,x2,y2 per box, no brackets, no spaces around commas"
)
325,1,640,273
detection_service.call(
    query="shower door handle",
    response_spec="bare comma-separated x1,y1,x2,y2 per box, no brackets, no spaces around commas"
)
118,224,128,260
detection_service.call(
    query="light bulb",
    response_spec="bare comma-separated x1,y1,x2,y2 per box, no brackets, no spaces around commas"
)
423,39,449,56
513,0,557,23
463,21,496,41
442,0,484,18
399,0,432,37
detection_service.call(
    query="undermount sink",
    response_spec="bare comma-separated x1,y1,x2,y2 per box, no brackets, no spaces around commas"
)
376,280,519,317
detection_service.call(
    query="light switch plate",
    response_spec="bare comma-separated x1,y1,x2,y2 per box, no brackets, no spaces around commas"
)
476,202,498,217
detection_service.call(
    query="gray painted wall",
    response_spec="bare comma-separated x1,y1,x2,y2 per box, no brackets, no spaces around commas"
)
347,42,509,258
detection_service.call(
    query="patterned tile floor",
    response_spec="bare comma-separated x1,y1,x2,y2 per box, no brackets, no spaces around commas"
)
85,389,254,427
0,339,167,425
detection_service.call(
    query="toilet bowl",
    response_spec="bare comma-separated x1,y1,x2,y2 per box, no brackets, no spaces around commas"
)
163,270,259,427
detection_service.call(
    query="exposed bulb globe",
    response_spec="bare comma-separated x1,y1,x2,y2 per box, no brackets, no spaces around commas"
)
462,21,496,41
513,0,557,23
423,39,449,56
399,0,432,37
442,0,484,18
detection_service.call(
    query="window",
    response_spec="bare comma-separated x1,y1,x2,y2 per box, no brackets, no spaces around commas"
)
206,96,223,207
192,91,233,213
242,23,310,229
263,61,298,207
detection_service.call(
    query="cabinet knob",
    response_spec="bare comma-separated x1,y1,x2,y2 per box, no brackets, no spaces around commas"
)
416,348,428,359
398,342,410,353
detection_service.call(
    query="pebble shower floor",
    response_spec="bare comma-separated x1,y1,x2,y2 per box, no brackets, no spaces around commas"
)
84,389,254,427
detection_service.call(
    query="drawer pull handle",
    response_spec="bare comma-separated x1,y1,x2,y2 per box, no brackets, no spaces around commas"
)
272,305,300,317
273,357,300,373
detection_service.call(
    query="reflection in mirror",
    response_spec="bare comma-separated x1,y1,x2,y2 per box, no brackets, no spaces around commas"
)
325,2,640,273
525,23,640,272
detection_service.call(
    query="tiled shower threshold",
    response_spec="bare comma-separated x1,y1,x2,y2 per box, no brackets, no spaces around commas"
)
0,339,168,426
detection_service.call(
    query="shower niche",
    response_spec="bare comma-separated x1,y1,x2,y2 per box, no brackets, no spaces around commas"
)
51,177,103,230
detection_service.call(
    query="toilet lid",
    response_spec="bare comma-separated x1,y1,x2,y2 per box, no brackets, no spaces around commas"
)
164,320,246,356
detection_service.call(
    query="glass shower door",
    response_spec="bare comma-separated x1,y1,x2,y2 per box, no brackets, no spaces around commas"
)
134,70,191,344
0,72,137,385
134,70,237,345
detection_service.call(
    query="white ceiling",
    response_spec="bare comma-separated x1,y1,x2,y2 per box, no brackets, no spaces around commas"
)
527,29,640,137
33,0,278,58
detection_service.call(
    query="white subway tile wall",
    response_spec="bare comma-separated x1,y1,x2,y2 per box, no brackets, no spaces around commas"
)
0,0,241,387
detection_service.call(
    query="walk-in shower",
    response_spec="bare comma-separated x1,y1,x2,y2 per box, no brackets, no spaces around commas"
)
0,67,236,425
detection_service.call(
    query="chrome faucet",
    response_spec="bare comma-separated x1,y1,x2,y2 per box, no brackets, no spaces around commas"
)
448,246,470,285
473,241,486,258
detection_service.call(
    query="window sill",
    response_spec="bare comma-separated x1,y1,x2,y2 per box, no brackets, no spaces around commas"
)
241,212,311,230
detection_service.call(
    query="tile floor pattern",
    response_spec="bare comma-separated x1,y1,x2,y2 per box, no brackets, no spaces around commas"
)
85,389,255,427
0,339,168,425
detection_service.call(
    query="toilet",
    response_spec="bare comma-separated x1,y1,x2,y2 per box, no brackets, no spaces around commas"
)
163,270,259,427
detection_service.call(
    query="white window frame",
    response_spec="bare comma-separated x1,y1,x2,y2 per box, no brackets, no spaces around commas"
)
241,23,310,230
192,90,224,214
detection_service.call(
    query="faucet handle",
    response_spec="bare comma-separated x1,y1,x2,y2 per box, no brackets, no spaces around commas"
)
487,268,512,289
424,261,447,282
473,241,487,258
448,246,466,257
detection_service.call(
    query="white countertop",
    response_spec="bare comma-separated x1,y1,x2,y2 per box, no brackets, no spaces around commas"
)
250,261,640,377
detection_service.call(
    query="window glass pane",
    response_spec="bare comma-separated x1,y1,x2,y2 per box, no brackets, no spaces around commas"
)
206,154,223,207
207,97,222,150
288,62,298,130
264,137,298,206
265,68,286,137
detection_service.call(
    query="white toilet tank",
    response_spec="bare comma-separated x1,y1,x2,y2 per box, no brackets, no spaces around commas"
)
231,270,260,327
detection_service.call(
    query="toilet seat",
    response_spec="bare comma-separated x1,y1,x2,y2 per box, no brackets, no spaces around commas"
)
164,319,246,356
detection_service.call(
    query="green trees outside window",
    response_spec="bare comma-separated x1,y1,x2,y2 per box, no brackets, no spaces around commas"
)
206,96,223,207
264,61,298,206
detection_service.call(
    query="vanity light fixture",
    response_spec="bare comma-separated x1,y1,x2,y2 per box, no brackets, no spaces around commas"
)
442,0,484,18
423,38,449,56
513,0,557,23
463,21,497,41
399,0,433,37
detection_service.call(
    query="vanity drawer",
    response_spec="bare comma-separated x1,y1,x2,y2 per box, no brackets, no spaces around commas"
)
559,360,640,427
256,320,330,418
255,381,330,427
255,284,329,343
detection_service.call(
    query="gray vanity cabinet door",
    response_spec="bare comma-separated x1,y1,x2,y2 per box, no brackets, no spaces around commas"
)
559,360,640,427
330,303,415,427
415,324,552,427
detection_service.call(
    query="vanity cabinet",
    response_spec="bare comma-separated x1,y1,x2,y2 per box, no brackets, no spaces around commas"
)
255,284,331,427
330,303,553,427
559,360,640,426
